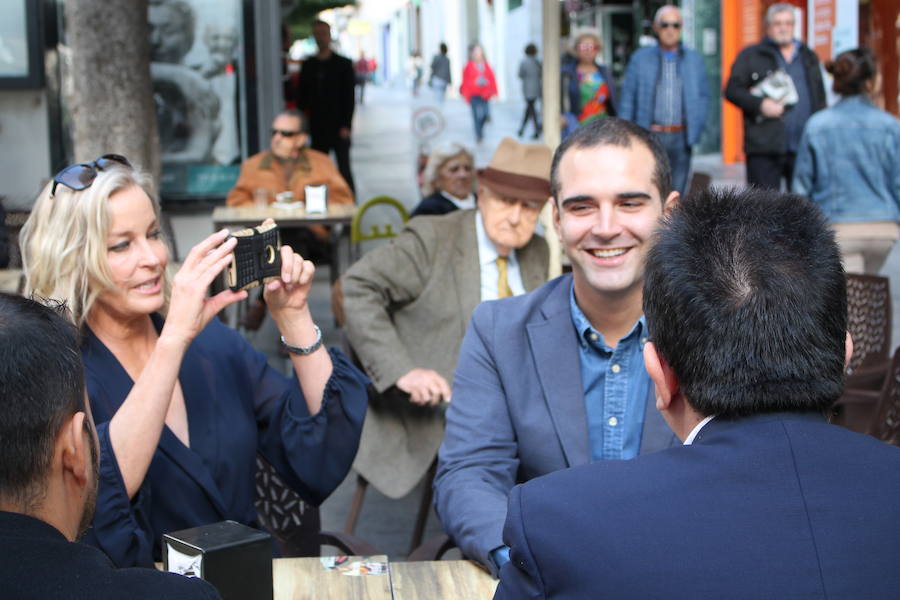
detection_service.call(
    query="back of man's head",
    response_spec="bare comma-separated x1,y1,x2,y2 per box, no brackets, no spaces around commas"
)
643,187,847,417
0,294,85,511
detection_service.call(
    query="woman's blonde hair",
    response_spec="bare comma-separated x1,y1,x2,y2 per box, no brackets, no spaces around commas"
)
421,142,475,196
20,162,171,327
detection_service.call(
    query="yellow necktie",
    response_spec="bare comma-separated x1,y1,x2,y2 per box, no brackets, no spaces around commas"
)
497,256,513,299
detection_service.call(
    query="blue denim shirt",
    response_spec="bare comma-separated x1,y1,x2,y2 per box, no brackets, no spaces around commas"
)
792,95,900,223
569,284,649,461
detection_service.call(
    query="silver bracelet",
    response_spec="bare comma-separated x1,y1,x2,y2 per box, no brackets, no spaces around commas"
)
280,325,323,355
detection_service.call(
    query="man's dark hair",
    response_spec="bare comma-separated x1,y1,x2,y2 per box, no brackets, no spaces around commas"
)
525,43,537,56
439,42,448,54
549,117,672,200
0,294,86,509
643,187,847,417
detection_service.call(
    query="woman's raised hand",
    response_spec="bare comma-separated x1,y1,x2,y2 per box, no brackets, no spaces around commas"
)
264,243,316,319
161,229,247,347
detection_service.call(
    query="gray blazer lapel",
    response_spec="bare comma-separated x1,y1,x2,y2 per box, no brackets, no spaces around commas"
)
526,277,591,466
452,211,482,322
639,385,679,454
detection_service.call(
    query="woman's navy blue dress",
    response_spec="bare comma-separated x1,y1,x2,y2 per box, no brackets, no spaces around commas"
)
81,315,368,567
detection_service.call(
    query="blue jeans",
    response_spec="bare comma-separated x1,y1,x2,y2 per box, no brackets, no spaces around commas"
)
655,130,691,196
470,96,488,141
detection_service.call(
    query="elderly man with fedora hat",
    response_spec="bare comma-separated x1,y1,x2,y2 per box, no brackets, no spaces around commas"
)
342,137,551,502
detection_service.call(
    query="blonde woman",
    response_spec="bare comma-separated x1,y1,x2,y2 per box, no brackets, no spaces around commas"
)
21,155,368,567
411,142,476,217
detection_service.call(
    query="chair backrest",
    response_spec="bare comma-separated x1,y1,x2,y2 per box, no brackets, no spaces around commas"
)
350,195,409,245
846,274,891,375
254,456,321,557
868,348,900,445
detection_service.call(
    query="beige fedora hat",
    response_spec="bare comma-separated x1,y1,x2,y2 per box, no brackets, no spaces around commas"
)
477,137,552,201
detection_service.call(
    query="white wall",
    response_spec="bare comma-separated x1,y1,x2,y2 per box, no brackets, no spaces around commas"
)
0,90,51,210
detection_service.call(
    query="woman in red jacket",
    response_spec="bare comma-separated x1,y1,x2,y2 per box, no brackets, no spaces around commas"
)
460,44,498,143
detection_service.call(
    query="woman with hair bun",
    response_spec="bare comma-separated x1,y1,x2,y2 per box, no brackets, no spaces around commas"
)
793,47,900,274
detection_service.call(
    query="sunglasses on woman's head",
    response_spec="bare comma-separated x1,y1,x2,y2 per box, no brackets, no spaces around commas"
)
50,154,132,198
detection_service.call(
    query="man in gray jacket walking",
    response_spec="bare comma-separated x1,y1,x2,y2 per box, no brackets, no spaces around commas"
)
517,43,542,139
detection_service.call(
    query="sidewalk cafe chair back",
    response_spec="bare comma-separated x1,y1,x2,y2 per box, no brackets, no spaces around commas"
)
350,195,409,261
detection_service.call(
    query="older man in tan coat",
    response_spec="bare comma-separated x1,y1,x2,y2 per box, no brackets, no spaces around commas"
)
343,138,551,501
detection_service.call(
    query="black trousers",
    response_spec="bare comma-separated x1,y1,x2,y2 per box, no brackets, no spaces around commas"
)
311,134,356,194
745,152,796,191
519,98,540,136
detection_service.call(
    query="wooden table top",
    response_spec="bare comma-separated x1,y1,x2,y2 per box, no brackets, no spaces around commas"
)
273,555,391,600
212,203,356,228
269,556,496,600
390,560,497,600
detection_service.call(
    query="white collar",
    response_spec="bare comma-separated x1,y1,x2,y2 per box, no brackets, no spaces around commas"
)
683,415,715,445
440,190,476,210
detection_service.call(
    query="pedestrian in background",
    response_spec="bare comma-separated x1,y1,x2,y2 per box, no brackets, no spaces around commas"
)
725,3,825,190
792,48,900,275
561,31,617,138
410,51,424,96
460,44,498,143
517,43,542,140
619,5,709,196
355,51,371,105
429,42,452,103
297,19,357,192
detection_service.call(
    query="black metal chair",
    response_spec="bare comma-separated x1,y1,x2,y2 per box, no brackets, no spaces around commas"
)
831,274,892,433
255,456,383,557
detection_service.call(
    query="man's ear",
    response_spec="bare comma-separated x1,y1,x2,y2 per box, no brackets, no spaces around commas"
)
845,331,854,370
60,412,90,487
663,190,679,214
644,341,679,411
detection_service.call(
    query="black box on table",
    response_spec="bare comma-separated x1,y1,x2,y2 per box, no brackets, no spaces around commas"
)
162,520,273,600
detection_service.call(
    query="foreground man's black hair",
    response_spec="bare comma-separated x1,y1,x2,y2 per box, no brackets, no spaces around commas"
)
643,187,847,417
0,293,86,510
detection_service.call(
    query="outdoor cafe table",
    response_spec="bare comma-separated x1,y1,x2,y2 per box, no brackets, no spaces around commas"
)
211,203,356,286
271,556,498,599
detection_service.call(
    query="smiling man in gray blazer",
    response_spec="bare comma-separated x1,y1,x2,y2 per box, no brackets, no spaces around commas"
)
435,118,681,575
343,138,551,501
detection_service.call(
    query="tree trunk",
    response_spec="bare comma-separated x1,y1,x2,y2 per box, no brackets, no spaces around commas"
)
63,0,160,185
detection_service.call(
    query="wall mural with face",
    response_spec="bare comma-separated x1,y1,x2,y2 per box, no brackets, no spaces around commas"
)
148,0,244,199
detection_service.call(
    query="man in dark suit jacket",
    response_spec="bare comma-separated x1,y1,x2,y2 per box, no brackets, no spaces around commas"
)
0,293,218,599
436,118,681,575
297,19,357,192
494,187,900,599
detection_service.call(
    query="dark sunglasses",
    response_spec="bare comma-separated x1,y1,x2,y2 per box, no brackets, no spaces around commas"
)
272,129,303,137
659,21,682,29
50,154,132,198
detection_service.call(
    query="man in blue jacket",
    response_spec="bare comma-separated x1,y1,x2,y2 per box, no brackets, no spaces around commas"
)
495,187,900,599
619,5,708,195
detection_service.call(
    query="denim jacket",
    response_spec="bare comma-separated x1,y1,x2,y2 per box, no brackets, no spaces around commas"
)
619,44,709,146
792,95,900,223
